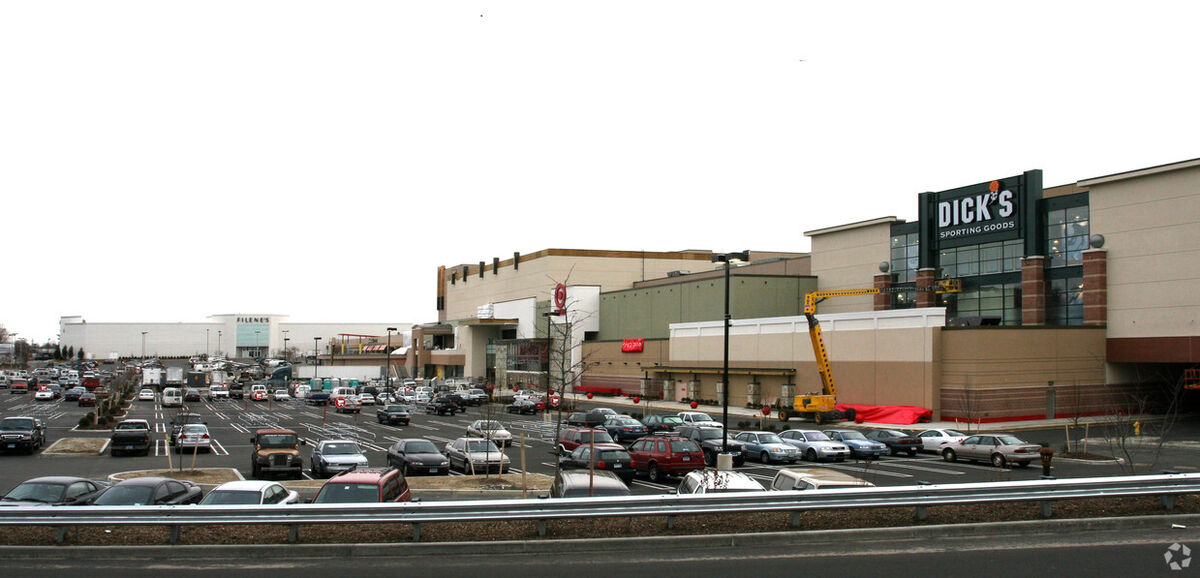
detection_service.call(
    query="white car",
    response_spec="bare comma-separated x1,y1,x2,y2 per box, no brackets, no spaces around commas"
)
137,388,156,401
779,429,851,462
201,480,300,505
34,389,54,401
513,389,540,402
466,420,512,447
273,390,290,402
677,411,724,428
915,428,968,452
358,393,376,406
677,469,764,494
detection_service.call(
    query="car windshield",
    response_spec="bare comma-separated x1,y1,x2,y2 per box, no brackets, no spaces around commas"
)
182,425,207,434
661,417,683,425
670,440,700,452
837,431,868,441
578,430,614,443
201,490,261,505
686,413,714,422
313,483,379,503
467,440,499,452
882,430,905,437
616,418,640,426
115,422,148,430
1,419,34,431
804,432,832,442
475,421,502,430
997,435,1026,445
597,450,630,461
95,486,154,505
698,429,723,441
3,482,66,503
405,441,439,454
258,434,298,448
322,443,362,455
384,405,407,412
945,429,966,437
758,434,784,444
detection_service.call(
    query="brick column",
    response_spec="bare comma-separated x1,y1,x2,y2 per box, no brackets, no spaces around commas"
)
915,268,937,308
873,272,892,311
1083,249,1108,326
1021,256,1046,326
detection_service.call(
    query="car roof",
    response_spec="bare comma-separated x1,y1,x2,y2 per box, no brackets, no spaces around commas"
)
576,442,626,451
255,428,298,435
739,431,776,436
211,480,280,492
113,476,176,487
683,470,764,490
775,467,875,487
319,439,358,445
557,469,628,486
328,468,395,483
21,476,98,485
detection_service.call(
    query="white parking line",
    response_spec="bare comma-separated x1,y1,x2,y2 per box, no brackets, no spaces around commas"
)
409,424,436,431
632,480,674,491
812,463,914,478
872,461,966,475
427,419,461,428
99,439,111,455
210,439,229,456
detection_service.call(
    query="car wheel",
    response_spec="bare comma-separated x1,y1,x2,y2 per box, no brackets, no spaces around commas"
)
760,451,770,464
648,463,662,483
942,449,956,462
889,447,900,457
991,454,1007,468
704,450,716,467
805,449,817,462
401,463,409,476
1015,461,1031,468
251,463,261,478
907,450,917,457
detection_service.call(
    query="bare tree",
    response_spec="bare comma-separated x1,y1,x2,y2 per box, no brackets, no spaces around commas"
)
1094,368,1184,474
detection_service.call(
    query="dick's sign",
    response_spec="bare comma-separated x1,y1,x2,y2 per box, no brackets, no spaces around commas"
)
929,175,1027,248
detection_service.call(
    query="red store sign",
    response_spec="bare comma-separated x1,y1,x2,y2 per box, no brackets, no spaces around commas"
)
621,339,644,353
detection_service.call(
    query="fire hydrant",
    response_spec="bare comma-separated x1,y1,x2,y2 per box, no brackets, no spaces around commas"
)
1039,447,1055,477
1134,421,1141,436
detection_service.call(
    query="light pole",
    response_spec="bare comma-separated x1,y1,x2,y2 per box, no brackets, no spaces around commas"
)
711,250,750,457
313,337,322,378
206,329,210,358
281,330,290,361
283,336,290,364
255,330,261,360
141,331,148,361
385,327,397,400
217,331,222,358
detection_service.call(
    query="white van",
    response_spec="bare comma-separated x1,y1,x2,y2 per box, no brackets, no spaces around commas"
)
162,387,183,407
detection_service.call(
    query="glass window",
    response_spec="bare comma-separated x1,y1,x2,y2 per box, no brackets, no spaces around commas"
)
890,232,920,284
1047,276,1084,326
1046,205,1089,268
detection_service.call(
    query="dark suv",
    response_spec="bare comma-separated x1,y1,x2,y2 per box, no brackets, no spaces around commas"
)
0,417,46,454
627,435,705,482
425,396,460,416
676,425,745,467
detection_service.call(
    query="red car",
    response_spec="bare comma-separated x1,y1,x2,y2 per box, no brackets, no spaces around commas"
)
312,467,411,503
627,435,705,483
78,392,97,407
556,427,615,456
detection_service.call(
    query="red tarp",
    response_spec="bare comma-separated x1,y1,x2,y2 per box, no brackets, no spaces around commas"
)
836,403,932,425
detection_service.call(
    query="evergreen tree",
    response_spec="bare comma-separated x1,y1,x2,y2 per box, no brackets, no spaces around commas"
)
77,348,85,361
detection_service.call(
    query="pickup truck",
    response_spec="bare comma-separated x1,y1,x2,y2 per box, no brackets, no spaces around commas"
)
229,384,245,400
305,388,330,406
0,416,46,454
110,419,152,456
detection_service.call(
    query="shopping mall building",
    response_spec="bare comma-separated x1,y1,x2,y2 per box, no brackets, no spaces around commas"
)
353,158,1199,422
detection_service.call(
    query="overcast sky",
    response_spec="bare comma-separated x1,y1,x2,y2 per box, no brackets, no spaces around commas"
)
3,1,1197,343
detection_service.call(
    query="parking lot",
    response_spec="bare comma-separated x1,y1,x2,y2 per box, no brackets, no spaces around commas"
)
5,377,1182,498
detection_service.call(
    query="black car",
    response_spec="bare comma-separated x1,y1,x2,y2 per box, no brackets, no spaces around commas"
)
640,414,684,433
376,404,411,425
676,425,746,467
864,429,923,457
564,412,605,428
558,443,635,483
386,438,451,476
2,476,109,506
425,396,460,416
601,417,650,442
506,400,540,415
0,416,46,454
93,476,203,505
183,388,203,402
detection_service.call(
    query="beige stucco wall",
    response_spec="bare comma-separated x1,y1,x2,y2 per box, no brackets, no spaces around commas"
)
806,219,896,314
1085,163,1200,339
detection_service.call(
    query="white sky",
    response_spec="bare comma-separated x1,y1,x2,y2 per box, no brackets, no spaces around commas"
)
3,1,1198,343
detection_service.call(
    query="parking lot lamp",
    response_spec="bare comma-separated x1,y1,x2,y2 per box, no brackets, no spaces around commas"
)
386,327,397,399
711,250,750,457
281,329,290,361
313,337,322,371
141,331,148,361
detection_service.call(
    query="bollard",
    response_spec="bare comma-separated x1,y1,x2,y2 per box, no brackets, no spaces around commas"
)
169,525,181,544
412,522,421,542
666,515,676,529
1040,501,1053,518
790,511,803,528
288,525,299,543
1163,495,1176,511
915,506,928,521
537,520,547,537
1039,447,1054,477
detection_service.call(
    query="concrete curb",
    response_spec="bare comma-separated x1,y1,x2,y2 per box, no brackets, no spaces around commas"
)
3,512,1198,560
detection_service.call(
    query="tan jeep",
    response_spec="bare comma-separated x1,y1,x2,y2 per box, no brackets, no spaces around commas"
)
250,428,306,479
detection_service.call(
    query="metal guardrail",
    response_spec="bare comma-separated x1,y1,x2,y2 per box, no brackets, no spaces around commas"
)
2,473,1197,544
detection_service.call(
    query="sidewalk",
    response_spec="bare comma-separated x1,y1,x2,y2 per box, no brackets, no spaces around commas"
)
560,393,1164,433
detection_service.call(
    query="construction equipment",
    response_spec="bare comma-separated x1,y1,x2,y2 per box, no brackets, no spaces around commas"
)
779,288,880,424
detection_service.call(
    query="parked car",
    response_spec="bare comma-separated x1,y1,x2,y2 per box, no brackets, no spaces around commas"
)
249,428,306,479
640,414,684,433
311,439,369,478
312,467,411,503
183,388,203,403
626,435,705,482
169,413,207,446
556,427,615,456
601,416,650,442
463,388,489,406
768,467,875,491
207,384,230,401
734,431,799,464
0,417,46,454
864,429,923,457
33,389,54,401
93,477,203,506
273,390,291,402
110,419,152,456
174,424,212,454
200,480,300,505
559,443,634,483
64,387,87,402
357,392,376,406
1,476,109,506
549,469,631,498
161,387,183,407
333,394,362,414
676,425,745,467
376,404,412,426
916,428,969,452
677,411,723,428
77,392,96,407
137,388,156,401
941,433,1041,468
506,399,540,415
386,438,450,476
466,420,512,447
676,469,764,494
564,412,605,428
425,396,460,416
779,429,851,462
444,437,509,474
823,429,888,459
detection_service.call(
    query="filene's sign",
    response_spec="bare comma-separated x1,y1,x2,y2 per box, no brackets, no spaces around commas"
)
236,317,270,323
934,179,1021,248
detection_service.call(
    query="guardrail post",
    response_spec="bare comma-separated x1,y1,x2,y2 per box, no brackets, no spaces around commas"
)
169,525,180,545
915,506,927,521
537,520,547,537
1162,495,1176,511
666,515,676,529
1040,501,1052,518
412,523,421,542
56,526,68,544
288,524,299,543
790,511,803,528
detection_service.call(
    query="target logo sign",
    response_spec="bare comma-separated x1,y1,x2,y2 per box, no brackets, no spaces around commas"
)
1165,543,1192,570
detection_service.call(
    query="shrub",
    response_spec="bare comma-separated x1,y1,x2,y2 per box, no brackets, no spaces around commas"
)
77,414,92,428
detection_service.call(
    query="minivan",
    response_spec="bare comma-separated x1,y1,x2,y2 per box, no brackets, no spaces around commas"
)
161,387,183,407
